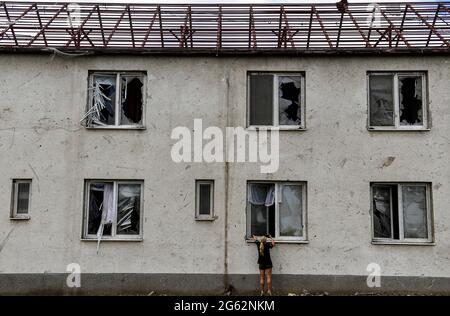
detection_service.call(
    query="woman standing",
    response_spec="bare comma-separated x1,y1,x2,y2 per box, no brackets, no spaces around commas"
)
252,234,276,296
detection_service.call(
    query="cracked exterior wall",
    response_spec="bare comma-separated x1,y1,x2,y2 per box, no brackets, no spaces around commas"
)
0,54,450,293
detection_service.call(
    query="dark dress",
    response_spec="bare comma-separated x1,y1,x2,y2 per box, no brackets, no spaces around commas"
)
255,241,273,270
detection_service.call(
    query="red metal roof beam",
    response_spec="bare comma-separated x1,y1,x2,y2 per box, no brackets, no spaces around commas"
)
0,3,35,39
105,6,127,47
141,6,159,48
65,5,97,48
248,5,257,49
346,7,372,48
127,5,135,48
380,9,411,48
2,2,18,46
27,4,67,47
216,5,222,50
407,3,450,47
313,6,333,48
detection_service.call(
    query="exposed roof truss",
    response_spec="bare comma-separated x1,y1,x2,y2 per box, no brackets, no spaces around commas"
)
0,1,450,54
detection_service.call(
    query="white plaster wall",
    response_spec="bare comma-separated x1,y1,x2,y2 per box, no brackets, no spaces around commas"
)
0,54,449,278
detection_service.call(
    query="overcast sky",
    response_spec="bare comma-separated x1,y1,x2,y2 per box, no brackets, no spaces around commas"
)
22,0,446,4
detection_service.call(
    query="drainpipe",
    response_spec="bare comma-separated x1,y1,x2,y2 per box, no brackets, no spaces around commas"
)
223,71,230,293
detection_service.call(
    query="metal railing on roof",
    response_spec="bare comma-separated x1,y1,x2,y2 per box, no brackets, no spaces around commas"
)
0,1,450,54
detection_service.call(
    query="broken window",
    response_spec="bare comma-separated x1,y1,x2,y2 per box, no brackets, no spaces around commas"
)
11,179,32,219
368,72,427,129
83,72,145,128
248,72,305,128
371,183,432,243
195,180,215,220
247,181,306,241
399,76,423,126
83,180,143,240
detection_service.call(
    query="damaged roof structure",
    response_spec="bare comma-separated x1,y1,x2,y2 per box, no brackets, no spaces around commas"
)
0,1,450,54
2,1,450,296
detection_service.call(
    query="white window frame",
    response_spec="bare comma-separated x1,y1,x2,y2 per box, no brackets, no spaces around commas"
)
195,180,215,221
367,72,428,131
10,179,32,220
371,182,433,245
247,72,306,130
82,180,144,241
86,71,146,129
246,181,307,243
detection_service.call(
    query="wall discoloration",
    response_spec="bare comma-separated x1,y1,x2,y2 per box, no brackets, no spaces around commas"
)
380,156,396,168
0,228,14,255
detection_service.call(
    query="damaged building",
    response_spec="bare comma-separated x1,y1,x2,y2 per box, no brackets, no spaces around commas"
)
1,1,450,295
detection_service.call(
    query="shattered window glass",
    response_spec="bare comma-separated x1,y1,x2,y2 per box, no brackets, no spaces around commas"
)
248,182,303,239
91,75,116,125
399,76,423,126
372,186,393,239
85,181,142,239
278,76,301,126
88,183,112,236
402,186,427,239
85,72,145,127
120,75,143,125
249,74,274,125
248,73,304,127
372,183,431,242
117,184,141,235
369,75,394,127
279,185,303,237
250,204,268,236
248,183,275,236
250,204,275,237
368,72,427,129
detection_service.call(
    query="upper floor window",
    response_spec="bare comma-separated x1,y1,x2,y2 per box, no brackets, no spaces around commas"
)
83,180,143,240
84,71,146,128
246,181,307,242
247,72,305,129
368,72,428,130
11,179,32,220
371,182,433,244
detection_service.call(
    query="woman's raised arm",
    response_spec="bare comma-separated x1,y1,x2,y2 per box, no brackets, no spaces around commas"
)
268,235,275,247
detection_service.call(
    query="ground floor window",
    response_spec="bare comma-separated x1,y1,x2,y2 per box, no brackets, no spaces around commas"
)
371,182,433,244
11,179,32,219
83,180,143,240
246,181,307,242
195,180,215,220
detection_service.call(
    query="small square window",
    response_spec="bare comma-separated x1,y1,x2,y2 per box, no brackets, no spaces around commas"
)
195,180,214,220
83,180,143,240
368,72,428,130
11,179,32,219
371,182,433,244
247,72,305,129
246,181,307,242
84,72,146,128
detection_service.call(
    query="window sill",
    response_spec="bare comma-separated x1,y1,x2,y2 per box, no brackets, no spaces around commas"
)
195,217,217,221
10,216,30,220
81,237,143,242
247,126,307,131
371,240,435,246
85,126,146,130
245,239,308,244
368,127,430,132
